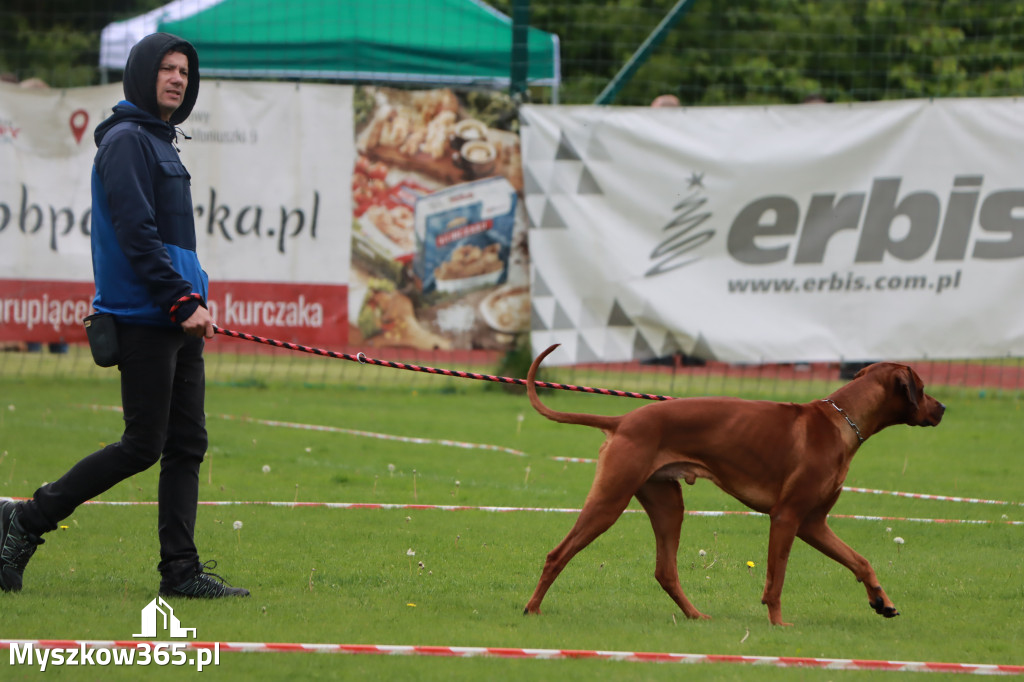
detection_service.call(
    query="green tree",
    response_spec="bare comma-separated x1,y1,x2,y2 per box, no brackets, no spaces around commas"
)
497,0,1024,105
0,0,165,86
4,0,1024,100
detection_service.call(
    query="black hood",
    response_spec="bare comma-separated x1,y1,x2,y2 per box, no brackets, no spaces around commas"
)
122,32,200,126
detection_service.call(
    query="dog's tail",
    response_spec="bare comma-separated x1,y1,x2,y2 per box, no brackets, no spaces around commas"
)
527,344,622,433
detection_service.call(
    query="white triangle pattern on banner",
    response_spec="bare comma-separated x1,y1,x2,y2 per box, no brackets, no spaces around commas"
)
524,115,716,365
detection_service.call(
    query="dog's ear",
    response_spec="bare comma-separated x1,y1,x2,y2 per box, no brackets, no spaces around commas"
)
853,363,874,379
895,367,920,412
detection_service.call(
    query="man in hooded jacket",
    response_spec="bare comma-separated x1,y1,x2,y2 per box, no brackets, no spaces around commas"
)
0,33,248,598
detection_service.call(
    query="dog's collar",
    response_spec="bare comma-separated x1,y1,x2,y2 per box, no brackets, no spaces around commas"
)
821,399,865,444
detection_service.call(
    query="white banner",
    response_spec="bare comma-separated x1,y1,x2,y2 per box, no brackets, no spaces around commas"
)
0,81,352,344
522,99,1024,364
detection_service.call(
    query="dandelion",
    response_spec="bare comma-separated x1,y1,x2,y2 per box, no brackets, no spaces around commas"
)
59,525,69,531
388,463,396,477
407,548,416,574
516,413,525,435
894,536,905,554
524,465,531,487
233,520,243,547
262,465,271,474
746,560,755,575
698,549,707,557
417,560,425,575
233,520,243,531
305,447,312,453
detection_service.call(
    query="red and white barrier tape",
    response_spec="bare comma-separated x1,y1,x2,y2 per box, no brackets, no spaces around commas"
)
84,405,528,457
1,639,1021,674
7,498,1016,526
214,413,528,457
79,405,1023,512
842,486,1023,506
561,458,1024,507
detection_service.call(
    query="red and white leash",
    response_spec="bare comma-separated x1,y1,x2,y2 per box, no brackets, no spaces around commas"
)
213,326,675,402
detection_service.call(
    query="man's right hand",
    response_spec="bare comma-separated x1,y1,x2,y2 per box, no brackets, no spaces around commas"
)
181,305,215,339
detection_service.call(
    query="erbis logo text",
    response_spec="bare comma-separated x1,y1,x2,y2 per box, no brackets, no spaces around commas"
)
728,176,1024,265
650,175,1024,276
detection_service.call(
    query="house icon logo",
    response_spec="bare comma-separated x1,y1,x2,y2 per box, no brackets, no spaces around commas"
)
133,597,197,639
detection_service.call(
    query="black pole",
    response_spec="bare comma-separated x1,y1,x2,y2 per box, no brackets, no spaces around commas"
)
594,0,697,105
510,0,529,99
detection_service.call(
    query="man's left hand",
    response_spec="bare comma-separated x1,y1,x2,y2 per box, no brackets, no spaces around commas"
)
181,306,215,339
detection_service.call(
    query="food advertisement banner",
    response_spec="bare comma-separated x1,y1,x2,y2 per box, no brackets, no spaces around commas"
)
7,82,1024,364
349,87,530,352
521,99,1024,365
0,81,351,346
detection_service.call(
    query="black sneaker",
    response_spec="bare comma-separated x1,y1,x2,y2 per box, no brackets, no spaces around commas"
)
159,560,249,598
0,500,45,593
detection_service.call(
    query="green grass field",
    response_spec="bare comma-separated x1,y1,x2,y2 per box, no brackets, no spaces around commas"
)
1,361,1022,681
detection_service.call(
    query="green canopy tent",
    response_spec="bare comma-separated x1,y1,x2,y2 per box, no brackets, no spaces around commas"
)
152,0,560,91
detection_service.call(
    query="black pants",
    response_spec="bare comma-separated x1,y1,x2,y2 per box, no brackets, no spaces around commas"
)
21,323,207,582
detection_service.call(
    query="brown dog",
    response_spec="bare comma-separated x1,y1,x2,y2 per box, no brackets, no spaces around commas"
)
523,344,945,626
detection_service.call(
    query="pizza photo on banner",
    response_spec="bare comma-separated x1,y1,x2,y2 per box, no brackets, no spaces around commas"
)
349,87,530,353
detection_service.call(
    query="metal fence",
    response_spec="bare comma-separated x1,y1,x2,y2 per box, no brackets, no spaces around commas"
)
3,342,1022,402
3,1,1022,395
3,1,1024,105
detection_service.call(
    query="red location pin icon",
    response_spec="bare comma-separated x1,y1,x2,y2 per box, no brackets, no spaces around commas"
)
69,109,89,144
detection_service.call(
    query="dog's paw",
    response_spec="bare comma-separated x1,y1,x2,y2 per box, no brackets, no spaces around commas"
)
870,597,899,617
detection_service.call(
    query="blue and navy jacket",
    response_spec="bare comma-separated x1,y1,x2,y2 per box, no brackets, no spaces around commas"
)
90,32,206,327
